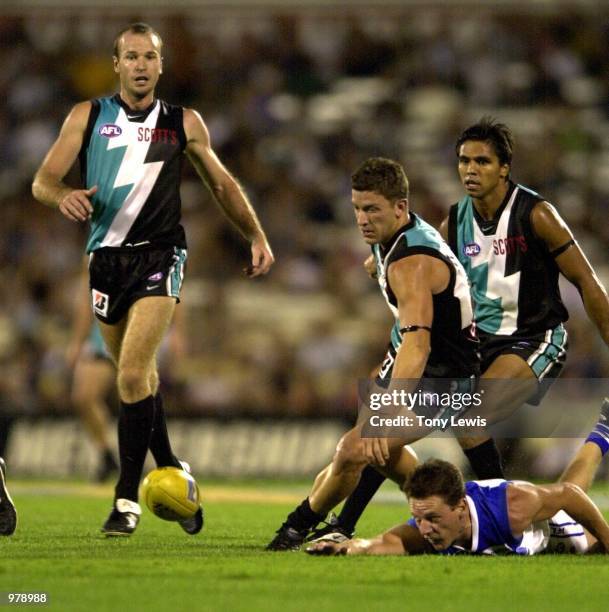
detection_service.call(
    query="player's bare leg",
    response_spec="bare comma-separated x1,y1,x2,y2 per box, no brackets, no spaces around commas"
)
99,297,175,536
559,398,609,492
470,354,537,425
267,428,417,550
309,428,372,515
113,297,175,403
72,358,118,481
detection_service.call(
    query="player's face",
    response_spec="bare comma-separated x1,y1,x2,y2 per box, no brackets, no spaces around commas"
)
409,495,468,550
352,190,407,245
114,32,163,102
457,140,509,201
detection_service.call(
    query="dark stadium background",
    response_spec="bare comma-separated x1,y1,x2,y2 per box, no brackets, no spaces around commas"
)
0,1,608,481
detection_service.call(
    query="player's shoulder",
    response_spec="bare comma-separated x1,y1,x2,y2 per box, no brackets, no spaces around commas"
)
181,107,208,141
61,100,95,132
401,213,444,249
156,97,185,114
504,480,539,511
70,100,94,119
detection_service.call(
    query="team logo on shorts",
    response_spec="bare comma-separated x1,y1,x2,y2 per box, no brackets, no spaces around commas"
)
92,289,109,317
463,243,481,257
147,272,163,281
98,124,122,138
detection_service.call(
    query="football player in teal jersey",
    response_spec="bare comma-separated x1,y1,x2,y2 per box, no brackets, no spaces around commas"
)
267,157,485,551
33,23,274,536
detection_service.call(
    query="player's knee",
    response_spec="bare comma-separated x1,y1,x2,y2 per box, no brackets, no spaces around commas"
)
71,387,91,412
117,365,150,401
334,433,367,472
148,371,160,396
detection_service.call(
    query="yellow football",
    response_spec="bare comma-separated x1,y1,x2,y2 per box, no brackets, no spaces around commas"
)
141,467,200,521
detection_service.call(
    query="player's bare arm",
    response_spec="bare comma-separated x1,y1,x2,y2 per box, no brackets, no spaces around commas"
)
32,101,97,222
362,256,436,466
506,481,609,552
183,108,274,277
531,202,609,346
389,255,441,380
307,522,430,556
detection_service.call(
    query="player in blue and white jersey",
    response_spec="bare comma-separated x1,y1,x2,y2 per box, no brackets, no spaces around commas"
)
33,23,274,536
307,399,609,557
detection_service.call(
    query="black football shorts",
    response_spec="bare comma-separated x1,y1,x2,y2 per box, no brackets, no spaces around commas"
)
89,246,187,324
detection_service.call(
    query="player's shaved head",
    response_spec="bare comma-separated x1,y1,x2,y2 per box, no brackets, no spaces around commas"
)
113,22,163,58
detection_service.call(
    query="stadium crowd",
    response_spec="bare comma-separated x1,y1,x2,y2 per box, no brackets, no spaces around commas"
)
0,7,607,437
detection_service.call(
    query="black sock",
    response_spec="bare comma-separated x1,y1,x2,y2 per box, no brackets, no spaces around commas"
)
284,498,325,532
102,448,118,470
337,466,386,533
115,396,155,502
149,392,181,468
463,438,505,479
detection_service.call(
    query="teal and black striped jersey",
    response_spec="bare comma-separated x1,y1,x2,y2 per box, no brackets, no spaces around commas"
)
447,182,568,337
79,94,187,253
373,212,479,378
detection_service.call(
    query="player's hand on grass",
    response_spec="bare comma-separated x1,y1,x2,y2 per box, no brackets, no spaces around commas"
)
305,541,348,556
245,235,274,277
364,255,377,279
363,437,390,466
59,185,97,222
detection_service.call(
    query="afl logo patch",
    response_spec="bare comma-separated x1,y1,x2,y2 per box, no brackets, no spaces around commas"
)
463,243,481,257
98,124,122,138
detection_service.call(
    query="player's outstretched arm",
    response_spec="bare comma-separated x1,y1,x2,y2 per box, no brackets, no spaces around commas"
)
32,102,96,222
306,523,428,556
183,108,274,277
531,202,609,347
507,481,609,552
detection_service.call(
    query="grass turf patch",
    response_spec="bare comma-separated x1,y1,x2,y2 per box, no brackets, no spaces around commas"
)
2,483,609,612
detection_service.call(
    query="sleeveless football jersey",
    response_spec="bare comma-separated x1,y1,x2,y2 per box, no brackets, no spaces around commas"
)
79,94,187,253
372,212,478,378
408,480,550,555
447,182,568,336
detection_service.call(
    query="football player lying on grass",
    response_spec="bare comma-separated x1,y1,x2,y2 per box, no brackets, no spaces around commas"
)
307,400,609,556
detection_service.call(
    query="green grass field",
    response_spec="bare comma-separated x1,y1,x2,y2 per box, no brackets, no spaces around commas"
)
3,479,609,612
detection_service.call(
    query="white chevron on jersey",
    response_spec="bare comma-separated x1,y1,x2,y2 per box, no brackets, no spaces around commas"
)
470,188,521,335
101,103,164,247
